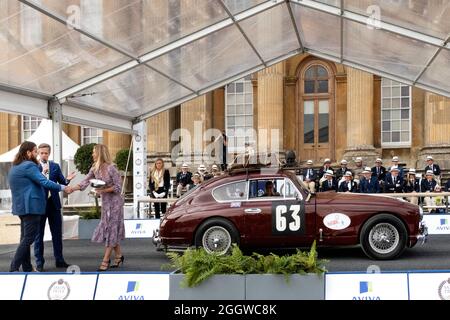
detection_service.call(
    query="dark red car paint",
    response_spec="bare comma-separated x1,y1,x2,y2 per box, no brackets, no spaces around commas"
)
159,170,421,250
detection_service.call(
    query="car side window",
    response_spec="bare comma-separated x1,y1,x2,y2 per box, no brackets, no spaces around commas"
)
249,179,284,199
212,181,248,202
285,179,302,199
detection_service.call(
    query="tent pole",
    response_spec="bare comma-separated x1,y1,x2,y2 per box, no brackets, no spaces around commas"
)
132,121,147,219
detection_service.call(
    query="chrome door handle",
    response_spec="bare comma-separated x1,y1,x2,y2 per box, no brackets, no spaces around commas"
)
245,208,261,214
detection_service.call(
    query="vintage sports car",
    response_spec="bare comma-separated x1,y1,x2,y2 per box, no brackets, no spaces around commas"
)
154,167,427,260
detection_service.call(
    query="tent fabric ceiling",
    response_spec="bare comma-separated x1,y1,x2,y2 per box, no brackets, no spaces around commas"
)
0,0,449,121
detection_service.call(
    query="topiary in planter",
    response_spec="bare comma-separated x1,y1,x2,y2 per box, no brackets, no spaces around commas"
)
74,143,96,175
115,148,133,173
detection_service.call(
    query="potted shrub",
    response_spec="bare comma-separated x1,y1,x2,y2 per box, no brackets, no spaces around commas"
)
77,207,101,240
165,242,327,300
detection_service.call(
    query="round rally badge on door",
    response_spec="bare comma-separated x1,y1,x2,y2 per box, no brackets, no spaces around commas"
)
323,213,351,230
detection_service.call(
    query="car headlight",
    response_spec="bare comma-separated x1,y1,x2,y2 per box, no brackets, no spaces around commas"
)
419,206,424,221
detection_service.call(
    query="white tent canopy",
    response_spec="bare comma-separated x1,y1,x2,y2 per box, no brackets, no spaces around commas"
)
0,120,79,162
0,0,449,129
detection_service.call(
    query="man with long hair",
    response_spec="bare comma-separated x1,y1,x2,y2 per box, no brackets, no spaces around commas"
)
8,141,71,272
71,144,125,271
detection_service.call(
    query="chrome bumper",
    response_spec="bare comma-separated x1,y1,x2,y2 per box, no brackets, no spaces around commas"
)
417,221,428,245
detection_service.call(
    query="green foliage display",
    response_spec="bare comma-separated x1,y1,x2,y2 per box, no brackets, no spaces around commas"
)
115,148,133,172
74,143,96,175
164,241,327,288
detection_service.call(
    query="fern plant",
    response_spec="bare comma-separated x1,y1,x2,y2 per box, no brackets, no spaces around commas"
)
164,241,327,288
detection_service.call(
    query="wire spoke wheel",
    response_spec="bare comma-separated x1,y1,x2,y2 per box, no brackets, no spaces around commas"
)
368,223,400,254
202,226,232,255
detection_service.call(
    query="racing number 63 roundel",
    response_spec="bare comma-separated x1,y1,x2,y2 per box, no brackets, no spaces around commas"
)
272,200,306,235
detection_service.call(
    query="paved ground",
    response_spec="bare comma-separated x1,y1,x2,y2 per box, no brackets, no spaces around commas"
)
1,235,449,273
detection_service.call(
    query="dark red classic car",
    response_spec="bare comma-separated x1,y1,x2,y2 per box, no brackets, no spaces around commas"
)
154,168,427,260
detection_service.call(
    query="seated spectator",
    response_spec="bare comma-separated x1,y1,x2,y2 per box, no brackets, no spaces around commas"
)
211,164,222,178
338,171,358,193
353,157,364,185
319,159,334,183
175,163,192,198
360,167,380,193
421,170,438,213
336,159,352,181
301,160,317,193
196,164,210,182
371,158,387,186
191,173,202,188
384,166,403,193
444,177,450,192
433,185,446,214
403,169,420,205
320,170,337,192
425,156,441,185
263,181,280,197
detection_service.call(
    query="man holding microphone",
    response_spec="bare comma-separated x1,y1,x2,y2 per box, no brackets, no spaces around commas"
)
34,143,76,272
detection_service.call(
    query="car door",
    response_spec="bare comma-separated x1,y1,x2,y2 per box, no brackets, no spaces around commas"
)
243,178,315,248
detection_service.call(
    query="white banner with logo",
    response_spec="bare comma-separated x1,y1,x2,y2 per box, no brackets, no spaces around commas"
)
0,275,26,300
94,273,169,300
409,273,450,300
125,219,159,238
326,273,409,300
22,274,98,300
422,214,450,234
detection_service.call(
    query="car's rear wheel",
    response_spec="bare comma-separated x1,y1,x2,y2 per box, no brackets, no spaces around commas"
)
194,218,239,255
360,214,408,260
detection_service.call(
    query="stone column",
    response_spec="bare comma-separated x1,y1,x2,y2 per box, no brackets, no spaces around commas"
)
343,67,379,164
147,110,176,166
0,113,9,154
257,62,284,159
180,94,213,165
418,93,450,169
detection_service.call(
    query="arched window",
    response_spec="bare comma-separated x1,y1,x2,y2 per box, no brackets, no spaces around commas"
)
304,65,329,94
298,61,334,163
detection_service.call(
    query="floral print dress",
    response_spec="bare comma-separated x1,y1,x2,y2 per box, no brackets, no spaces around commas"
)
79,164,125,247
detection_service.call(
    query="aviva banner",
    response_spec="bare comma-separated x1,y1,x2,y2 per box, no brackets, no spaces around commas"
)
422,214,450,235
325,273,409,300
124,219,159,238
94,274,169,300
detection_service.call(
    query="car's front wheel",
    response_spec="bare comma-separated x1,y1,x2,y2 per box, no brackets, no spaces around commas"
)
194,218,239,255
360,214,408,260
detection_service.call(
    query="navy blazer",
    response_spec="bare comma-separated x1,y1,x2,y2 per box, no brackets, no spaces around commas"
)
321,179,337,192
359,177,380,193
425,164,441,176
338,180,358,193
384,175,404,193
39,161,69,210
421,179,437,192
301,168,318,181
445,179,450,192
371,166,387,181
8,161,63,216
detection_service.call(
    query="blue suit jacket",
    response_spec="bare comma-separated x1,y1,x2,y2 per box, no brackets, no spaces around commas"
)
39,161,69,210
8,161,63,216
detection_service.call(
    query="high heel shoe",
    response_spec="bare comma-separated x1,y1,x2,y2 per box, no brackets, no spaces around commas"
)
97,260,110,272
111,256,124,268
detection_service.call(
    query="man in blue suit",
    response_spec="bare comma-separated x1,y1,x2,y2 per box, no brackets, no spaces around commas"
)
34,143,76,271
360,167,380,193
8,141,71,272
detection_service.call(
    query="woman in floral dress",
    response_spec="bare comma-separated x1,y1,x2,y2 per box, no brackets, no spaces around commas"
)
72,144,125,271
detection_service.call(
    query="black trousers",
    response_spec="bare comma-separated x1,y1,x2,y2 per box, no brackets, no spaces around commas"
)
34,200,65,267
154,187,167,219
10,214,41,272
